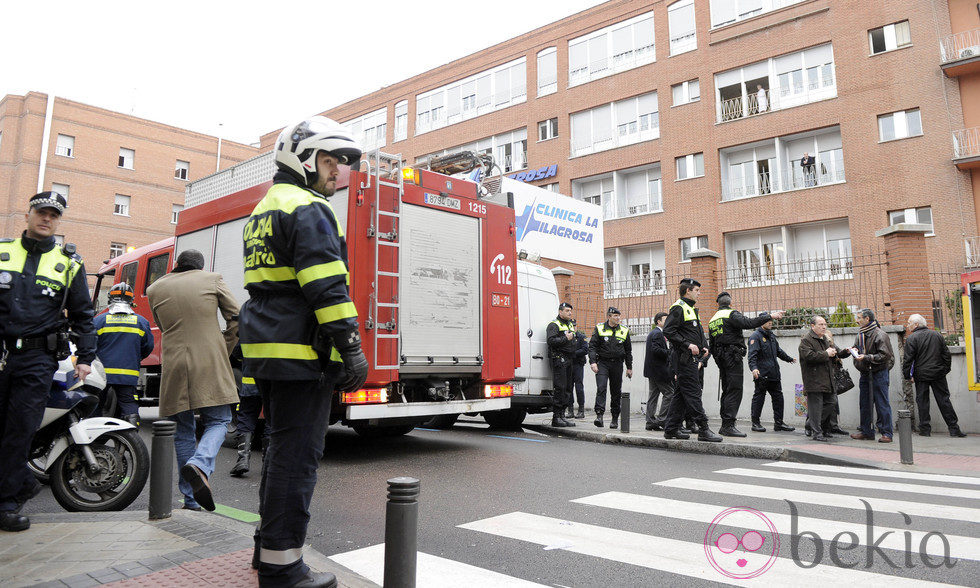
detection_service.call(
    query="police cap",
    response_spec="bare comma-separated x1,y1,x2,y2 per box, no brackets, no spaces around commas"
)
679,278,701,288
717,291,732,303
607,306,620,315
558,302,573,310
29,191,67,215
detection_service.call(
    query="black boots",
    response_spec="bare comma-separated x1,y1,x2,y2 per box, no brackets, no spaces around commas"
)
719,425,747,437
552,414,576,427
774,422,796,432
610,415,619,430
230,433,253,477
698,427,724,442
594,413,603,428
751,421,766,432
664,429,690,440
575,408,585,419
124,413,140,427
292,572,338,587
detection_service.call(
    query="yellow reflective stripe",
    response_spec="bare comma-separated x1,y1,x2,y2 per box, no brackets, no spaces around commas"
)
97,327,146,336
296,261,348,287
314,301,357,324
241,343,318,360
242,376,256,385
244,266,296,284
330,348,341,362
0,241,27,273
105,368,140,377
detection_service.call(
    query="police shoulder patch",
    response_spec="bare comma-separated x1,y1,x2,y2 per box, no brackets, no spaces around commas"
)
749,339,757,345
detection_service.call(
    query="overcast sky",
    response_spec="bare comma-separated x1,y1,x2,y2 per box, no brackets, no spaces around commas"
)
1,1,602,145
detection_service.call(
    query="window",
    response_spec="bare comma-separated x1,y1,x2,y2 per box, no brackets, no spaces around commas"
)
605,244,667,296
56,134,74,157
394,101,408,142
538,118,558,141
118,148,134,169
725,220,852,285
342,107,387,151
171,204,183,224
889,206,933,235
675,153,704,180
709,0,805,28
174,159,189,180
571,91,659,156
572,175,614,219
680,236,709,261
51,183,69,203
114,194,131,216
145,253,171,289
878,108,922,141
668,0,697,55
869,20,911,55
537,48,558,96
542,183,560,192
568,12,656,87
671,79,700,106
109,242,126,259
120,261,138,287
416,58,525,135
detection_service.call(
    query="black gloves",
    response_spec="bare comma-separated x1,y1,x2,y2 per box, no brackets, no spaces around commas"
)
323,326,368,394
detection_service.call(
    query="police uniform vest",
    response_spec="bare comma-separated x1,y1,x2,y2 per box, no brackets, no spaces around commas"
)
669,299,698,322
595,323,629,342
592,322,630,363
548,318,577,358
667,298,704,350
708,309,733,339
238,177,359,381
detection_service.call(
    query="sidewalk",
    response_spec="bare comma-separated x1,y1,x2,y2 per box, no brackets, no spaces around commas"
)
525,411,980,477
0,508,377,588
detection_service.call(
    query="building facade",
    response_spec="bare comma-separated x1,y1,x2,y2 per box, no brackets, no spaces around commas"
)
258,0,977,322
0,92,259,272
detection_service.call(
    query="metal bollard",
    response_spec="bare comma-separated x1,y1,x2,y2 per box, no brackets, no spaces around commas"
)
149,420,176,520
384,477,419,588
897,410,914,465
620,391,630,433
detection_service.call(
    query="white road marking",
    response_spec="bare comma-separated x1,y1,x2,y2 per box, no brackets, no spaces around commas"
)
329,544,548,587
716,467,980,500
573,491,980,562
761,462,980,486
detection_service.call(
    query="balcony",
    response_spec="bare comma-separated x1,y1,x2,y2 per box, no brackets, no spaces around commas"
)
953,127,980,170
718,75,836,124
726,254,853,288
940,28,980,77
603,273,666,298
721,166,845,201
569,45,656,88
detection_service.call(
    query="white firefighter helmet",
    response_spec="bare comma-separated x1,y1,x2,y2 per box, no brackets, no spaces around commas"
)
274,116,363,187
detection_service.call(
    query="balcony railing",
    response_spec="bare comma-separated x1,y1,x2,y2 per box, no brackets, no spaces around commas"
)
726,254,853,288
603,274,667,298
569,44,656,87
940,28,980,64
721,166,845,201
953,127,980,160
719,75,836,123
669,32,696,55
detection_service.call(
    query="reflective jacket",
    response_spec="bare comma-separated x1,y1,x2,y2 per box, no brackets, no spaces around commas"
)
708,306,771,352
663,297,706,350
94,310,154,385
588,322,633,369
546,317,577,359
239,172,358,381
0,234,96,363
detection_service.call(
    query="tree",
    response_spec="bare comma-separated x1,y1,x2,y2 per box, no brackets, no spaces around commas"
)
828,301,857,328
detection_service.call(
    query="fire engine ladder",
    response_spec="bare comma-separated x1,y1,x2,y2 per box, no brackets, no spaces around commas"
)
361,149,403,370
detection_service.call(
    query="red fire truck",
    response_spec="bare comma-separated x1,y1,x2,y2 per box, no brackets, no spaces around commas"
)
157,150,517,435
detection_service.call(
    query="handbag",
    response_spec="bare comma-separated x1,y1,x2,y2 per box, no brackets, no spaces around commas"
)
833,364,854,394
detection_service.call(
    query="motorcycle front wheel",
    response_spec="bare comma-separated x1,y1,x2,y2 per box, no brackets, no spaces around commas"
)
50,429,149,512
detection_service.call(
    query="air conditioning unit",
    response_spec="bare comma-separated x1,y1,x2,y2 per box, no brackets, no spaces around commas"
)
960,47,979,59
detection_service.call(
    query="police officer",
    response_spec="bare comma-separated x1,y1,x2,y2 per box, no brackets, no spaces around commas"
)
589,307,632,429
0,191,96,532
662,278,722,442
239,117,368,588
546,302,577,427
568,326,588,419
93,282,153,425
708,291,783,437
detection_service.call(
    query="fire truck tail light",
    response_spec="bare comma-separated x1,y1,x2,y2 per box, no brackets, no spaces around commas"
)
484,384,512,398
342,388,388,404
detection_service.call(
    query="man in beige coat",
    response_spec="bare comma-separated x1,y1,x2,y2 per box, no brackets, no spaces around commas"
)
147,249,239,511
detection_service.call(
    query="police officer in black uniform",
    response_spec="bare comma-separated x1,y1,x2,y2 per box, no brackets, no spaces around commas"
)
0,192,96,532
546,302,577,427
589,307,633,429
662,278,722,442
707,291,783,437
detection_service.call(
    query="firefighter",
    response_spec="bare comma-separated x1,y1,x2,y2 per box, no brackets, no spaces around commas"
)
0,191,96,532
546,302,577,427
708,291,784,437
661,278,722,442
93,282,153,425
589,307,633,429
238,116,368,588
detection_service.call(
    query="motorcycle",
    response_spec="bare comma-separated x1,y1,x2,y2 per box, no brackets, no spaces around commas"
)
27,355,149,512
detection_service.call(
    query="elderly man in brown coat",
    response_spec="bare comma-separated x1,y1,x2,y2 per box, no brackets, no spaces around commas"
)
799,315,851,442
147,249,240,511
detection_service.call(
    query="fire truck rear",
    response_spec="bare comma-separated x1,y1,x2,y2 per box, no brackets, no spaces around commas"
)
178,151,518,435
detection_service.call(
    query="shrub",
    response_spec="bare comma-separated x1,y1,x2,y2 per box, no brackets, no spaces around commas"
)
773,306,821,330
828,301,857,328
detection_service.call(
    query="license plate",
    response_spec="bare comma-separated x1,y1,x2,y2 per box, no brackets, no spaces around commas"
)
424,192,461,210
491,293,511,307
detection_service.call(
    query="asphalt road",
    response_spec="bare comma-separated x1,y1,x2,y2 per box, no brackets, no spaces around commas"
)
24,418,980,586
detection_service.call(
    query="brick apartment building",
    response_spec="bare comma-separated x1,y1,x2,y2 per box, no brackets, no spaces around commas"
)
256,0,980,325
0,92,259,273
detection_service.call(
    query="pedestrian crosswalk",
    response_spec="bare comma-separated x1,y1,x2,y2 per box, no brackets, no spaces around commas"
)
330,461,979,586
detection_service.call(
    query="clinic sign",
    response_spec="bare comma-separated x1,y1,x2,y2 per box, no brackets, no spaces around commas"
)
503,177,604,268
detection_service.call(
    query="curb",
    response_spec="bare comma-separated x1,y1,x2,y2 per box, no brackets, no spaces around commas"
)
525,424,881,469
